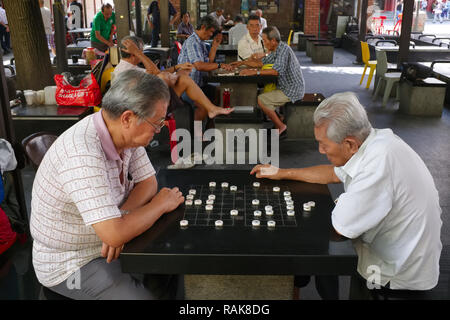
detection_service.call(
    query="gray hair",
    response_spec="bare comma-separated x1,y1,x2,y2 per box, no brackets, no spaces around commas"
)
102,69,170,120
119,35,144,59
262,26,281,43
313,92,372,143
198,14,220,31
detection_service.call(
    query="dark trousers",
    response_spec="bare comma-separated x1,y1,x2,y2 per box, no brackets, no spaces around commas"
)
151,26,160,47
294,275,339,300
0,25,10,52
349,273,435,300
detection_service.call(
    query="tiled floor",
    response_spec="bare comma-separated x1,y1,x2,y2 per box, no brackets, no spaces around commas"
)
1,48,449,300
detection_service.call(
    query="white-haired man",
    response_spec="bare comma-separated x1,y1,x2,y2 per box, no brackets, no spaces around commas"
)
31,70,185,299
251,92,442,299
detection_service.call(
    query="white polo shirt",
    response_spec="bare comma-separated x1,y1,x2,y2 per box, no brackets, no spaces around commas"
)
332,128,442,290
237,32,265,61
31,113,156,287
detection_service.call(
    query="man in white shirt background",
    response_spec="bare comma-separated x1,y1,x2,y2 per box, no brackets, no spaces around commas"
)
39,0,55,56
236,14,265,61
0,2,10,54
255,9,267,33
209,7,225,29
251,92,442,300
228,14,247,45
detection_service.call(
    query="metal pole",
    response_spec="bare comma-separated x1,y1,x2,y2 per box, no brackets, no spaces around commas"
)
355,0,368,64
398,0,414,67
135,0,142,38
53,0,68,73
160,0,170,48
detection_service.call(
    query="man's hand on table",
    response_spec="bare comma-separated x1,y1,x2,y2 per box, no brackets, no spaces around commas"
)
102,242,124,263
239,68,258,76
250,164,283,180
151,187,185,213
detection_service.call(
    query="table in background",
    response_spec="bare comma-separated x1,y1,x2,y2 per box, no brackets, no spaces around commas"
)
11,104,92,143
120,169,357,299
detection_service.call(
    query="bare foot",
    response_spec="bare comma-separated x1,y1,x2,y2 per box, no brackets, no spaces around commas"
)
278,124,287,134
208,106,234,119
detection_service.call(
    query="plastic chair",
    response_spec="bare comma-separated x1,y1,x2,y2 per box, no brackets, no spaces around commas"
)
21,132,58,171
360,41,377,89
287,30,294,46
372,50,401,106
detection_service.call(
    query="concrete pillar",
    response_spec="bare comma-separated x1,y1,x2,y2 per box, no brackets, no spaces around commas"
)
114,0,131,43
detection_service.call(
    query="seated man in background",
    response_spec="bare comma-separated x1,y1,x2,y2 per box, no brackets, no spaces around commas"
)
31,70,185,299
115,36,233,120
228,15,247,45
176,12,195,43
236,14,266,61
178,15,234,116
236,26,305,136
251,92,442,300
90,3,116,53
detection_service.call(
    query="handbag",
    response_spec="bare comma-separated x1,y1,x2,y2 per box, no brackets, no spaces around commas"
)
54,72,102,106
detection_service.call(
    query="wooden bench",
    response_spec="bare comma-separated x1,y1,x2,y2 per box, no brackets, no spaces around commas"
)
311,42,334,64
283,93,325,139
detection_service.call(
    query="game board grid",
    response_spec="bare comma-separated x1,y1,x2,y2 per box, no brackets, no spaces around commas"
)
183,185,298,228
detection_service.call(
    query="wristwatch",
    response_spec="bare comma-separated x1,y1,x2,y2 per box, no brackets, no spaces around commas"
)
256,70,261,76
217,62,221,69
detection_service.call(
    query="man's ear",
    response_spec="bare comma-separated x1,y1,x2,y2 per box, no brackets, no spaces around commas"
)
343,136,360,155
120,110,135,129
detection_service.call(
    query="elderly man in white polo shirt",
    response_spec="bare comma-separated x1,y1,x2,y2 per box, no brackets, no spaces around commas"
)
251,92,442,299
30,70,185,300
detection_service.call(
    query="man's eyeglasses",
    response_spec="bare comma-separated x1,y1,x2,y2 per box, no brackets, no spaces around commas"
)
142,117,166,131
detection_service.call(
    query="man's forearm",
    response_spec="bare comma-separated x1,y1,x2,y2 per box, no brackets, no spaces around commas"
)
136,51,160,74
209,44,219,62
120,176,158,211
280,165,341,184
194,61,219,72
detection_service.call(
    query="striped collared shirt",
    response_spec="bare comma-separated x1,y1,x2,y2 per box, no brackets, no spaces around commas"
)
30,112,156,287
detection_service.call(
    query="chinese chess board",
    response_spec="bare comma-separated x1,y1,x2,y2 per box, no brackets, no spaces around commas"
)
181,182,306,228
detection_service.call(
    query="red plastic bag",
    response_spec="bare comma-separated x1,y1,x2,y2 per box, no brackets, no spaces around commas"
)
54,73,102,106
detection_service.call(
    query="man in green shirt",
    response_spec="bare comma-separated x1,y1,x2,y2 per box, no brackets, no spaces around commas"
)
90,4,116,52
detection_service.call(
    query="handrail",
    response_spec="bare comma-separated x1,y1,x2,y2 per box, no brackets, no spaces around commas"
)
432,37,450,43
418,34,437,39
375,40,398,46
431,60,450,71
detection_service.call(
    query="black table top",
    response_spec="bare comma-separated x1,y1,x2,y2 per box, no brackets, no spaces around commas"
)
120,169,357,275
205,70,278,84
11,105,92,119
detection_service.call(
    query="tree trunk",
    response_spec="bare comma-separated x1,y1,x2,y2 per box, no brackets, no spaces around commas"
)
3,0,54,90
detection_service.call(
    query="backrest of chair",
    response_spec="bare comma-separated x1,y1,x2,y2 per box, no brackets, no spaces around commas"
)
375,50,388,77
21,132,58,171
287,30,294,46
360,41,370,64
101,67,115,94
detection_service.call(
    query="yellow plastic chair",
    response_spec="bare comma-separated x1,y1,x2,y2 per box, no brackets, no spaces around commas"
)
287,30,294,46
100,67,115,94
359,41,377,89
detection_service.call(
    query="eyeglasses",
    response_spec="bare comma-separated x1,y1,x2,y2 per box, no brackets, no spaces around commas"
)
142,117,166,131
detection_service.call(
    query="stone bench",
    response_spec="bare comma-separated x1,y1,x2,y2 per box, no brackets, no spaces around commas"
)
311,42,334,64
306,39,330,57
399,77,446,117
297,34,316,51
283,93,325,139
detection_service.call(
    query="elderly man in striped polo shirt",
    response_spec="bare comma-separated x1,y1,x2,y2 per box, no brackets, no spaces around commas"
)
30,70,185,300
